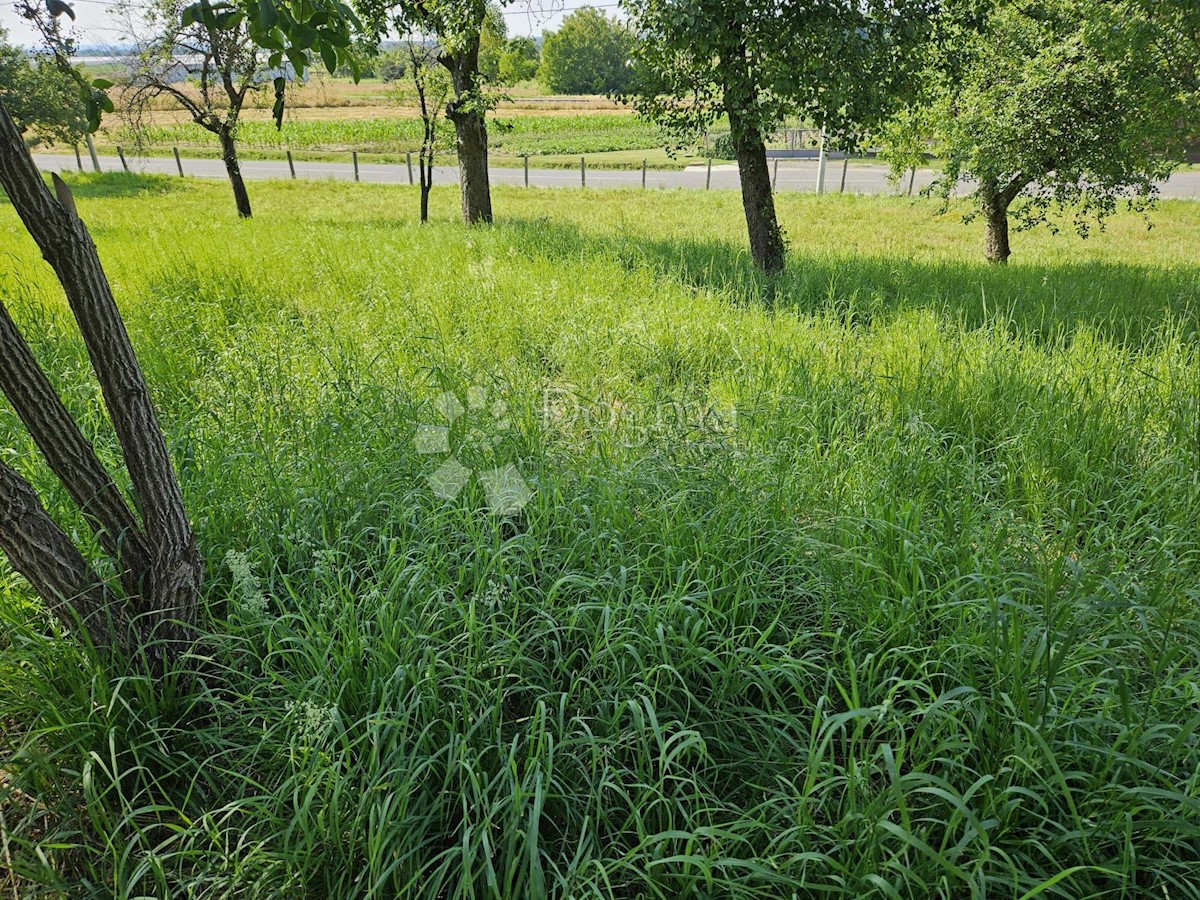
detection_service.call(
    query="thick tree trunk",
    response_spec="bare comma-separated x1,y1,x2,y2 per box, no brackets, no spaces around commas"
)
0,99,203,658
443,39,493,225
728,109,785,273
980,176,1029,265
218,126,252,219
981,179,1012,265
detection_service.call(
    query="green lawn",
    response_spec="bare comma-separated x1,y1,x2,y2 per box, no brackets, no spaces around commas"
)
2,175,1199,898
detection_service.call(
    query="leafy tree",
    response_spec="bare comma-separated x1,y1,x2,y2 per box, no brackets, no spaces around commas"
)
1134,0,1199,151
359,0,505,224
0,27,87,146
539,7,633,95
478,2,506,81
883,0,1182,264
624,0,936,273
377,46,410,80
498,34,538,85
404,39,452,222
120,0,268,218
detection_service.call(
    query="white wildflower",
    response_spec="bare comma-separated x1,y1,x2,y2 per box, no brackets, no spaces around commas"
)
226,549,268,617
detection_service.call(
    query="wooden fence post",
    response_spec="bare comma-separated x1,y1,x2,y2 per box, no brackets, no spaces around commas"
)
523,154,529,187
772,159,779,191
907,167,916,197
840,156,849,193
116,146,129,173
74,145,83,171
352,150,359,182
286,150,296,179
580,156,586,188
406,152,414,185
706,158,712,190
173,147,183,177
642,159,647,189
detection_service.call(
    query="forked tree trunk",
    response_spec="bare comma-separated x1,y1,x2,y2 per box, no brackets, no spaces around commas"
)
728,107,785,274
980,175,1027,265
218,125,252,219
443,37,493,225
0,99,203,663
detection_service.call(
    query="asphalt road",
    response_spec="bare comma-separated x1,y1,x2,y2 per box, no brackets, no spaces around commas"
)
32,152,1200,198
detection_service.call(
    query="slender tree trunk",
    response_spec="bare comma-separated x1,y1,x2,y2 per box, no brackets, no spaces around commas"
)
218,126,252,219
0,461,127,651
0,99,203,659
0,303,150,599
728,108,785,274
443,39,493,225
420,159,432,223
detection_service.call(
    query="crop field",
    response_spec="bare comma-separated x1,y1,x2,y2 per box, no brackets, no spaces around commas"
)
1,176,1199,897
103,112,670,160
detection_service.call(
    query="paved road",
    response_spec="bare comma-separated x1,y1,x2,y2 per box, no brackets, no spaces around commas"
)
32,152,1200,198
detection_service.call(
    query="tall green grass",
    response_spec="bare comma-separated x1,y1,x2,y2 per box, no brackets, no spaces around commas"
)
1,175,1199,898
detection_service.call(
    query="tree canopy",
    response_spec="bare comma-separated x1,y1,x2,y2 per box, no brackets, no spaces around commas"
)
882,0,1183,263
540,7,634,95
0,26,87,145
498,35,539,85
624,0,936,272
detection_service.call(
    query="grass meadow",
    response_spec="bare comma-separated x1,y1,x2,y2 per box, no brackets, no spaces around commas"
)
1,174,1199,898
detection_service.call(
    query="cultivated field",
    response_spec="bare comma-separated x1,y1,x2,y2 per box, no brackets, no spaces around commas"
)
2,176,1199,897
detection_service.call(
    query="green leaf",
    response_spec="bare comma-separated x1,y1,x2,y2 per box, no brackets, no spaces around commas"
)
90,77,113,90
319,41,338,74
257,0,277,29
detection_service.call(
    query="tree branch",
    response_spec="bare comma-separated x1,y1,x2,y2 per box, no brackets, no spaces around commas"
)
0,300,151,596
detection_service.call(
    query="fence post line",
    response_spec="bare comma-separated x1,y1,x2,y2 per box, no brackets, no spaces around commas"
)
580,156,586,188
523,154,529,187
406,152,414,185
641,159,647,189
772,158,779,192
840,156,849,193
173,147,184,177
74,145,83,171
352,150,359,182
706,157,712,190
84,134,101,173
907,167,916,197
116,146,129,172
286,150,296,179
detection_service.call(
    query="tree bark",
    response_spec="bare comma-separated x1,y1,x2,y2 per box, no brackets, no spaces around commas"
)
0,99,203,656
728,108,785,274
218,126,252,219
0,302,150,599
0,461,126,650
420,160,432,223
981,179,1011,265
980,176,1028,265
443,38,493,225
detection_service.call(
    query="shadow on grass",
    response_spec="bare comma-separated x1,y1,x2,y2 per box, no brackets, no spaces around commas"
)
14,171,190,201
499,215,1200,344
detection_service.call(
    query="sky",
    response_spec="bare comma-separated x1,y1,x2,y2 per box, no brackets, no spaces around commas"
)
1,1,624,50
